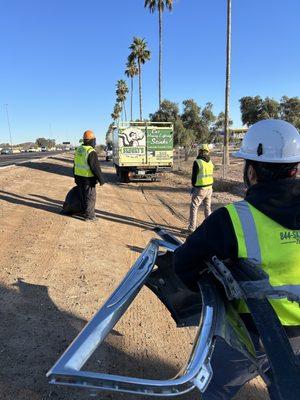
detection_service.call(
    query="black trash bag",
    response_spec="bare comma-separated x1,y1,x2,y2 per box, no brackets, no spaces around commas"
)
62,186,83,214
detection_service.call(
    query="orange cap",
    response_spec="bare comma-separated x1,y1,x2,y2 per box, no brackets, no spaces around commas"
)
83,130,95,140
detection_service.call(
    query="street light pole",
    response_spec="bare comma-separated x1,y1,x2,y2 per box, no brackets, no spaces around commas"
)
4,104,13,151
223,0,232,176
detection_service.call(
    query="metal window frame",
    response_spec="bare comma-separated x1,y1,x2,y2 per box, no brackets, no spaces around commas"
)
47,238,220,396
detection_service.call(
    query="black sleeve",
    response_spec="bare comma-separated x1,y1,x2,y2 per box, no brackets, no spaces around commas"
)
173,207,238,291
191,161,198,187
88,151,105,185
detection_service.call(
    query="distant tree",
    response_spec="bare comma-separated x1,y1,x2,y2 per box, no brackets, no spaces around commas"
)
174,118,196,160
213,112,233,131
111,102,122,122
240,96,263,126
181,99,202,132
47,139,56,148
240,96,280,126
261,97,281,120
35,138,56,148
144,0,173,108
36,138,48,147
280,96,300,129
149,99,179,122
201,102,216,126
149,99,220,160
116,79,129,121
149,99,189,153
128,37,151,120
125,60,138,121
199,102,216,142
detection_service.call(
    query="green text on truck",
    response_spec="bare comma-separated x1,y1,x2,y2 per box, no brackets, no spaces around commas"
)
112,122,173,182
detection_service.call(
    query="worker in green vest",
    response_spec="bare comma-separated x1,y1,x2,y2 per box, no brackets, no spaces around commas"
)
74,130,104,221
159,119,300,399
188,144,214,233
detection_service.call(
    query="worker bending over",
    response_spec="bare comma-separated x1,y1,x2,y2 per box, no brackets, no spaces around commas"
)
74,130,104,221
188,144,214,233
163,119,300,399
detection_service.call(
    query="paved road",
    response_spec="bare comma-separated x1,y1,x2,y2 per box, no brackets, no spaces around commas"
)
0,151,66,167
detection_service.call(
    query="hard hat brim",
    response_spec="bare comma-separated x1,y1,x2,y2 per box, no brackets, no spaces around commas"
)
233,150,300,163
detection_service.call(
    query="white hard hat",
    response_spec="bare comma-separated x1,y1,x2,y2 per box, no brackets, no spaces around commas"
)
234,119,300,163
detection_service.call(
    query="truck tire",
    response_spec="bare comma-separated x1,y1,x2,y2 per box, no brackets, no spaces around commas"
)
120,170,129,183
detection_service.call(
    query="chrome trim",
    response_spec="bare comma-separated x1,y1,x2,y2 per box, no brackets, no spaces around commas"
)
47,237,217,396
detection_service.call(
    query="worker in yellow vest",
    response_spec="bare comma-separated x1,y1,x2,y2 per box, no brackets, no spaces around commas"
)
74,130,104,221
161,119,300,399
187,144,214,233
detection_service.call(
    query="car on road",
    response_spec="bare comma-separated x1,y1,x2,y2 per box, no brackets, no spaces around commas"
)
28,147,37,152
41,146,48,152
1,148,12,155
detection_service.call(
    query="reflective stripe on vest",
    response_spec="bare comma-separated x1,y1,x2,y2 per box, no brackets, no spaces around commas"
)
74,145,95,178
226,200,300,326
195,159,214,187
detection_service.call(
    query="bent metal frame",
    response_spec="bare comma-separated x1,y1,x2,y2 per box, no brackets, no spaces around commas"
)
47,234,255,397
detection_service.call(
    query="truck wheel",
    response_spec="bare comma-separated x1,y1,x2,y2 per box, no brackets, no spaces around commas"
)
120,170,129,183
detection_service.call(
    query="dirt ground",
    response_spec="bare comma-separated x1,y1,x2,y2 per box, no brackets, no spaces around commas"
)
0,153,269,400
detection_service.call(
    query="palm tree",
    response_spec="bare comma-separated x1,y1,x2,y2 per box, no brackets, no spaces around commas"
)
116,79,129,121
111,102,122,122
223,0,232,169
128,37,151,121
125,60,138,121
144,0,173,109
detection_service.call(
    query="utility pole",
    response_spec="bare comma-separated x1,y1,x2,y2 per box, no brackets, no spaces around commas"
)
223,0,232,176
4,104,13,151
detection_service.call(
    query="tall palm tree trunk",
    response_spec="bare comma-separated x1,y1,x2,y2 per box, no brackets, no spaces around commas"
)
158,6,162,109
130,77,133,121
138,61,143,121
223,0,231,169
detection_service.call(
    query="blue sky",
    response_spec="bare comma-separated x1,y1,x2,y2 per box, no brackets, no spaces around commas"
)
0,0,299,145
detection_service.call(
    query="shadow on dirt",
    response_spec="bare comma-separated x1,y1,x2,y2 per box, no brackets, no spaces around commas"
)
0,279,200,400
47,156,74,164
19,161,74,177
0,190,184,235
213,178,246,197
19,159,118,183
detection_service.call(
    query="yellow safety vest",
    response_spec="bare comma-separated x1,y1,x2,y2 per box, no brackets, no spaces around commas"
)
195,159,214,187
74,145,95,178
226,200,300,326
